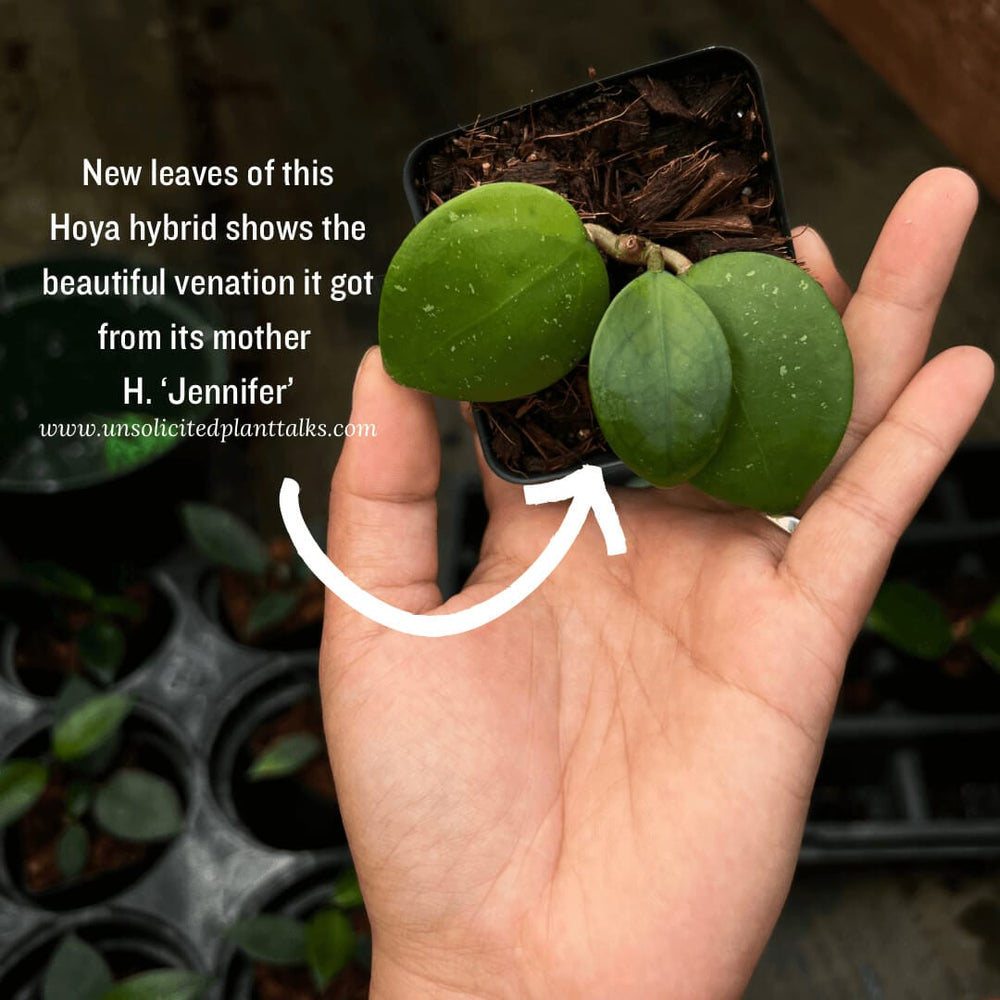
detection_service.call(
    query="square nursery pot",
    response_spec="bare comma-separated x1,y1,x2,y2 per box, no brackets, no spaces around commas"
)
403,46,792,484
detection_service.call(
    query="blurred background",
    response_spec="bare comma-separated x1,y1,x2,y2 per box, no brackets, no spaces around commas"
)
0,1,998,997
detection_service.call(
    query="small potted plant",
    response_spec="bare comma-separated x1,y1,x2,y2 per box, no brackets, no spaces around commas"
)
379,48,852,514
210,662,344,852
182,502,324,649
0,684,186,908
0,562,172,697
225,865,370,999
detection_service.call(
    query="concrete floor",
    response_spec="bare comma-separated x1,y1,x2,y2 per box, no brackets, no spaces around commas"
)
0,1,998,995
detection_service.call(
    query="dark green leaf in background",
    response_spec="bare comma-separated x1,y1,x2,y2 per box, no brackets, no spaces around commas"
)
330,867,364,909
305,908,355,991
247,732,322,782
867,581,953,660
54,675,99,721
23,562,95,603
247,590,301,638
42,934,113,1000
78,619,126,685
93,768,183,842
52,693,132,762
970,596,1000,672
180,502,270,576
99,969,212,1000
589,271,732,487
228,914,308,965
66,781,93,819
55,822,89,879
0,759,48,829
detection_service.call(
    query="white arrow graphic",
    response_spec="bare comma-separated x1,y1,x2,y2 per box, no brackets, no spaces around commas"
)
279,464,627,638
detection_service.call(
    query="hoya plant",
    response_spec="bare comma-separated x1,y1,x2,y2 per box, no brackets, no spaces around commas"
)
181,502,322,645
866,580,1000,669
38,933,210,1000
379,181,853,513
247,728,324,783
228,867,370,996
0,681,184,890
0,561,154,689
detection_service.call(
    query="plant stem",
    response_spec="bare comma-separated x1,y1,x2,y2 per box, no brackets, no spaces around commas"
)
583,224,693,275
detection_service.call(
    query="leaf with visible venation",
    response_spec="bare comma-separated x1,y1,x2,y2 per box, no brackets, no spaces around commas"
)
52,693,132,762
330,867,363,909
970,596,1000,672
247,590,301,637
248,732,323,782
42,934,112,1000
180,502,270,576
99,969,212,1000
228,914,308,965
56,822,89,878
380,182,609,401
78,619,126,685
0,759,48,829
305,908,355,991
93,769,183,842
867,581,953,660
589,271,732,487
682,252,853,513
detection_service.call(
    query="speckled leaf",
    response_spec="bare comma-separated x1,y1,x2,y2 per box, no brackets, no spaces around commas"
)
379,182,609,401
682,252,853,513
589,271,732,486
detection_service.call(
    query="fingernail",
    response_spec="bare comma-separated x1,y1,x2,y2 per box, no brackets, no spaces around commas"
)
353,345,379,394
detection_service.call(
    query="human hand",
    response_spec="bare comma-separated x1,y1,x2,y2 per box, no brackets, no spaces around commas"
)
320,168,993,999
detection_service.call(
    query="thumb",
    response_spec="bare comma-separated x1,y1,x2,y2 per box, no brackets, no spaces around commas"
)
325,347,443,642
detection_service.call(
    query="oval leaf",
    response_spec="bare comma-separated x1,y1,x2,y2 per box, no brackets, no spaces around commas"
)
42,934,113,1000
247,589,302,637
0,759,48,829
180,502,269,575
330,867,364,909
78,619,126,685
379,182,609,401
682,252,853,512
52,693,132,762
100,969,212,1000
228,914,308,965
589,271,732,486
54,675,99,722
867,582,952,660
93,768,184,842
24,561,95,602
248,731,323,782
56,822,90,879
306,908,355,991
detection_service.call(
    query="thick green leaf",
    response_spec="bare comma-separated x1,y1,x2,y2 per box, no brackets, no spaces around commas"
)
228,914,308,965
78,619,126,685
330,867,364,909
56,822,90,878
0,759,48,829
247,731,323,782
379,182,609,401
247,589,302,637
589,271,732,486
180,502,269,575
93,768,184,842
867,582,952,660
970,596,1000,672
23,562,95,603
99,969,212,1000
42,934,113,1000
306,908,355,991
52,693,132,762
682,252,853,513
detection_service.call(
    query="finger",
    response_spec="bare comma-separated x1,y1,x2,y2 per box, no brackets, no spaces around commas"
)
781,346,994,644
842,168,979,450
326,347,442,631
793,225,852,314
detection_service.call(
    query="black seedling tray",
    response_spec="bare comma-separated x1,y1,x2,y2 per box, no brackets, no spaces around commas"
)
0,556,354,997
440,443,1000,863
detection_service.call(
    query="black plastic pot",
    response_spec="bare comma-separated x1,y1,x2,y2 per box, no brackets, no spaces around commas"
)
0,703,192,911
209,660,346,852
0,908,207,1000
402,46,792,485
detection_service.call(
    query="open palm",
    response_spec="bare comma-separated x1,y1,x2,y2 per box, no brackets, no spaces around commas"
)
320,169,993,1000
